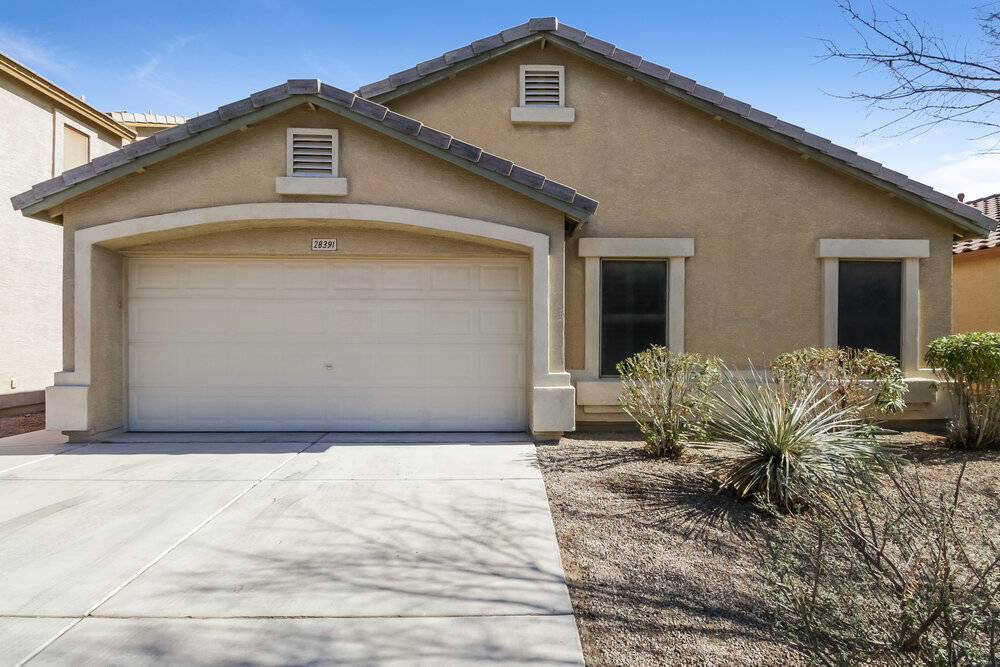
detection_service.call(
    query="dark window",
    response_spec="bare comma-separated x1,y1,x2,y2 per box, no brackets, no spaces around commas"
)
600,260,668,376
838,260,901,359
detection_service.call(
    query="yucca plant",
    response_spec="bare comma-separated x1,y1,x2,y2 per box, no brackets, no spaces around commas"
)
704,370,892,512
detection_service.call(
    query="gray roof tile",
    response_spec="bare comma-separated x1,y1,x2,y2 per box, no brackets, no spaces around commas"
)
510,165,545,189
31,176,67,198
773,120,806,141
572,193,599,214
443,45,475,64
541,179,576,203
91,151,131,172
10,190,40,210
186,110,225,133
123,136,160,159
479,152,514,176
718,96,752,116
471,33,505,54
664,72,697,92
448,138,482,161
692,84,725,105
287,79,321,94
745,108,778,128
218,97,254,121
358,79,393,98
800,131,832,152
954,194,1000,253
528,17,557,31
636,60,671,80
415,56,449,76
250,83,290,107
610,48,642,69
553,23,587,43
579,35,615,57
388,68,422,88
382,110,422,136
153,123,191,146
61,162,97,186
501,22,533,42
416,125,452,150
319,83,356,108
351,97,389,121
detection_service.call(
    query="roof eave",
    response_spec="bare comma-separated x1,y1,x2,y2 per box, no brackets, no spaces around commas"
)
19,93,594,224
0,54,135,141
364,28,992,238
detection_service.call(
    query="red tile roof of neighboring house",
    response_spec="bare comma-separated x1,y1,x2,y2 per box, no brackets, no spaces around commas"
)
954,193,1000,254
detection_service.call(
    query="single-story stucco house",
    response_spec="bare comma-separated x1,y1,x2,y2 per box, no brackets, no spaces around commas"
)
953,193,1000,333
11,18,996,440
0,51,134,418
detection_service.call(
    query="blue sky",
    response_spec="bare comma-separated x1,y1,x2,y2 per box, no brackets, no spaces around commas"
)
2,1,997,198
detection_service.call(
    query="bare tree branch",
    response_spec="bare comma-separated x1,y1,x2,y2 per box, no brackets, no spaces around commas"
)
824,1,1000,149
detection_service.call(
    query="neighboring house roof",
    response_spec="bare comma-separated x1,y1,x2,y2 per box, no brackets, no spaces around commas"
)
108,111,191,127
954,194,1000,254
11,79,598,222
0,52,135,141
359,17,994,239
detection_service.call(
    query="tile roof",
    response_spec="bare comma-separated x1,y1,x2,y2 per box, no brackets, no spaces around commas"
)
358,17,994,237
108,111,191,126
953,193,1000,254
11,80,598,219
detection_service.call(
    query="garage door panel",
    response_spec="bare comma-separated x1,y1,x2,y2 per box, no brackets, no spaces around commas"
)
128,258,528,431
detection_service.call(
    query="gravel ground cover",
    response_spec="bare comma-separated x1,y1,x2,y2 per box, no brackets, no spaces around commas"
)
537,430,1000,667
0,411,45,438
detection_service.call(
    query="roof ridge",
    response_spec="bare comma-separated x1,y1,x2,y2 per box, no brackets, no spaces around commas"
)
11,79,598,218
356,17,994,236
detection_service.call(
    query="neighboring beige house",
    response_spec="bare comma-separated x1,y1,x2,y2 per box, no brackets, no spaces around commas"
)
0,52,134,417
11,18,996,440
108,111,190,140
953,194,1000,333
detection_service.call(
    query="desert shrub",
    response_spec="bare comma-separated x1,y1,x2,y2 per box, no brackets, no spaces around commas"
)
763,461,1000,665
770,347,907,422
704,370,891,512
617,345,722,458
926,332,1000,450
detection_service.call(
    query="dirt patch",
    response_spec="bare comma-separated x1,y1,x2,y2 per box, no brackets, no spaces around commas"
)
0,412,45,439
536,431,1000,666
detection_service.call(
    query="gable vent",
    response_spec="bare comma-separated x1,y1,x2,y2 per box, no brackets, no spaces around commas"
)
520,65,565,107
287,129,338,177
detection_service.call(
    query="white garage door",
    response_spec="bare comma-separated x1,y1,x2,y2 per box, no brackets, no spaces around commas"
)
127,257,528,431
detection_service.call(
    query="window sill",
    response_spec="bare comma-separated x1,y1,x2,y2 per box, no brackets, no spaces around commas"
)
275,176,348,196
510,107,575,125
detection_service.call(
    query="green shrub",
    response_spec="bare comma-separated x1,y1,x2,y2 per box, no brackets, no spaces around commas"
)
704,370,891,512
770,347,907,421
617,346,722,458
926,332,1000,450
763,461,1000,665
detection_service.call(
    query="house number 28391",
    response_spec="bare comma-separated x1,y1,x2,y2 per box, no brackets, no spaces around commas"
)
311,239,338,251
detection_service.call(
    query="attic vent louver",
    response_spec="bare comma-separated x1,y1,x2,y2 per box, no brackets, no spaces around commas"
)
520,65,564,107
287,128,338,177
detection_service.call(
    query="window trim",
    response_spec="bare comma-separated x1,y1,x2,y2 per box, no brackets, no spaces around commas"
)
817,239,929,373
579,237,694,379
53,111,98,176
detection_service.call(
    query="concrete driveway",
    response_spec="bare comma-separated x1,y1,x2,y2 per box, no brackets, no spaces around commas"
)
0,430,583,666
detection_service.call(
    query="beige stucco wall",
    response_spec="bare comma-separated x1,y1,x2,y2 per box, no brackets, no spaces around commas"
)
0,75,122,399
953,248,1000,333
387,44,956,373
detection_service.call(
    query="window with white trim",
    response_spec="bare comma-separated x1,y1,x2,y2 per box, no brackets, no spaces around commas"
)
287,128,338,177
818,239,928,372
520,65,564,107
579,238,694,379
